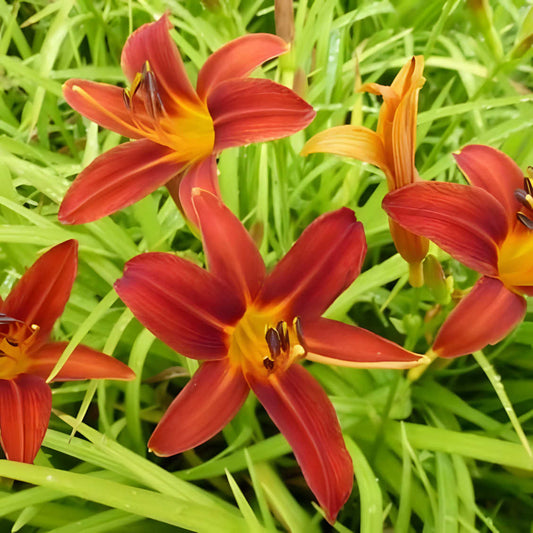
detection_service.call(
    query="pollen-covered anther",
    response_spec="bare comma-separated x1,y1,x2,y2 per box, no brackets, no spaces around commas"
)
122,61,166,120
517,212,533,230
276,321,289,352
122,71,144,111
141,61,166,120
262,319,307,373
514,188,533,210
293,316,307,351
265,327,281,360
514,176,533,229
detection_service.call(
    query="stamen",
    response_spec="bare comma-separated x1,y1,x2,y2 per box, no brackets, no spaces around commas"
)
265,327,281,360
123,71,144,111
517,212,533,230
5,339,18,347
122,89,131,110
276,321,289,352
293,317,306,349
515,188,533,210
0,314,23,325
262,357,275,371
142,61,166,120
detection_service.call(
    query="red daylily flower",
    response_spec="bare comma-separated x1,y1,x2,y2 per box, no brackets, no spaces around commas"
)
383,144,530,358
0,240,134,463
301,57,429,286
61,14,315,225
115,190,423,523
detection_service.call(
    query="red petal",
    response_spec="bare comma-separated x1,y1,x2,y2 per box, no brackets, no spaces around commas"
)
3,240,77,346
120,14,199,110
148,359,249,455
247,365,353,523
0,375,51,463
178,156,221,228
59,140,184,225
209,78,315,151
454,145,524,221
27,342,135,382
258,208,366,319
303,317,422,368
383,182,508,276
115,252,244,360
197,33,288,100
433,276,526,358
63,80,146,139
191,189,266,302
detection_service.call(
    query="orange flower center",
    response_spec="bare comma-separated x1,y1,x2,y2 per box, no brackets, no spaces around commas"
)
0,319,38,380
498,174,533,288
227,306,306,378
124,61,215,164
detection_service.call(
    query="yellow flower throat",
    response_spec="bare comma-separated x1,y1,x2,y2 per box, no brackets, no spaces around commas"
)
123,61,214,163
0,319,39,380
498,173,533,288
227,307,307,378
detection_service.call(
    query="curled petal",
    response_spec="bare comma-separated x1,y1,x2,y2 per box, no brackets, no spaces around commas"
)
4,240,77,346
361,56,424,141
59,140,184,225
209,78,315,151
115,253,244,360
148,360,249,455
383,182,509,276
27,342,135,382
247,365,353,524
192,189,266,302
120,14,199,109
197,33,288,100
0,374,51,463
63,80,147,139
390,56,425,96
454,145,524,220
178,156,221,228
433,276,526,358
258,208,366,319
303,317,422,368
301,126,391,182
391,84,419,187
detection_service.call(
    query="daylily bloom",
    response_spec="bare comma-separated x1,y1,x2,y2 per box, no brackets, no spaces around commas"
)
115,189,423,523
301,56,428,286
0,240,134,463
61,14,315,226
383,144,531,358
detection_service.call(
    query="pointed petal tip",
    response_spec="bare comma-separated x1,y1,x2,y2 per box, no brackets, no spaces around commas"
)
147,361,248,456
248,366,353,524
433,277,526,358
55,239,78,254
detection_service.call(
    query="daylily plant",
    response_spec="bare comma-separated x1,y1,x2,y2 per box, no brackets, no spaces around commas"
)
0,240,134,463
61,14,315,225
115,189,423,522
302,56,428,286
383,144,530,358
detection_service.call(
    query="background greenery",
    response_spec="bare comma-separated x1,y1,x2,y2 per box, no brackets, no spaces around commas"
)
1,0,533,531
